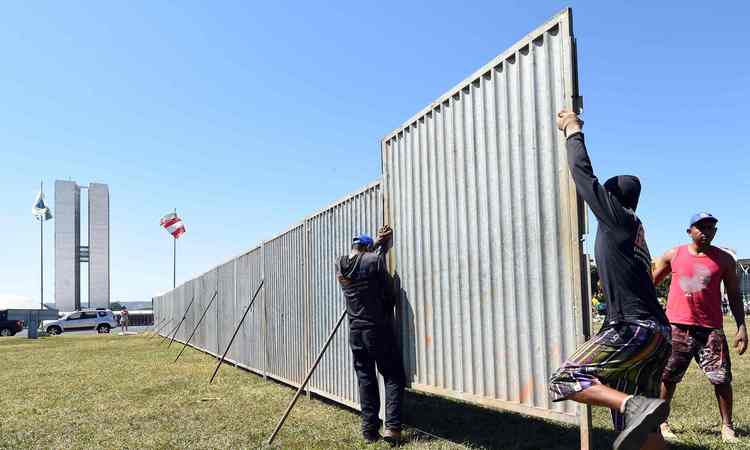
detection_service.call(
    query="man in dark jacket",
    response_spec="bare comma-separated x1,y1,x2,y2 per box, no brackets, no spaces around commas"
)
336,225,405,445
549,111,672,450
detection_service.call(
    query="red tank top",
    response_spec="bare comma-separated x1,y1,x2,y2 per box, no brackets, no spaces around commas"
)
666,245,726,328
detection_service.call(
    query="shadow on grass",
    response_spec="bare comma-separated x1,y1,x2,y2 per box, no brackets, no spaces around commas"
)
402,391,707,450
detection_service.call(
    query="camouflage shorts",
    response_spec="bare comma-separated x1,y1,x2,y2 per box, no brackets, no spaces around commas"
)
662,324,732,385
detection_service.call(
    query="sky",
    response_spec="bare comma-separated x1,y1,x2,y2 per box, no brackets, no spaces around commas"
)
1,1,748,305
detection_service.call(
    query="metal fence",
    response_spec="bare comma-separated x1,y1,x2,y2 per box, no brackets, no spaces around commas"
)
739,259,750,302
155,181,384,411
381,9,583,423
155,8,586,429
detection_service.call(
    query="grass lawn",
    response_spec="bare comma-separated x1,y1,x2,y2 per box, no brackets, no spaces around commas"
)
0,318,747,449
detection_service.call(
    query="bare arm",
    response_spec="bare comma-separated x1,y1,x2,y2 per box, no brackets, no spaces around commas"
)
373,225,393,255
723,256,747,355
652,248,677,286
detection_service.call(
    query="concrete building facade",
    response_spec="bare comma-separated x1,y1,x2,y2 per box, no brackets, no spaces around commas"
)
88,183,110,309
54,181,81,312
54,180,109,311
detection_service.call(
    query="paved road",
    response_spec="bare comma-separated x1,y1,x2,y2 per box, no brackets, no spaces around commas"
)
13,325,153,338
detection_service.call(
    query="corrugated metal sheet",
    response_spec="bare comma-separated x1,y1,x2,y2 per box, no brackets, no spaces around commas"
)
263,225,308,387
307,181,382,409
182,280,196,344
381,9,583,423
195,270,218,353
236,246,265,374
218,260,236,360
173,284,184,342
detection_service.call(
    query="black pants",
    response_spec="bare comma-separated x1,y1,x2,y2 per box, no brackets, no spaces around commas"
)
349,326,406,434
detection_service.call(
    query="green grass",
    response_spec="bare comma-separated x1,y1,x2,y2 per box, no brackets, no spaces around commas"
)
0,319,747,449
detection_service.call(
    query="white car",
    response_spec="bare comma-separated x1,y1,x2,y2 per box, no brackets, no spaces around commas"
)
43,309,118,335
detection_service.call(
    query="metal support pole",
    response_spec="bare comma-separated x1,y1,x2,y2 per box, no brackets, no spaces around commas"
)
174,291,218,362
160,321,182,345
209,279,264,384
148,318,173,339
168,295,196,348
266,308,347,445
173,207,177,289
40,186,44,310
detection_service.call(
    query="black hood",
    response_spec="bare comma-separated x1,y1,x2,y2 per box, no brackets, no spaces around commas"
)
604,175,641,211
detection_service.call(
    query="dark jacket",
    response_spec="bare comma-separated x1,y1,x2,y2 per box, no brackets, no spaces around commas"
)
566,132,668,326
336,248,397,329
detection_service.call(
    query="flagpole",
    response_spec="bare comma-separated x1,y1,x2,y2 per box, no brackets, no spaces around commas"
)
40,181,44,310
173,208,176,289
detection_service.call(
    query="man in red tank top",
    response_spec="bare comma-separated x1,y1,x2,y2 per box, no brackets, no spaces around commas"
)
652,212,747,443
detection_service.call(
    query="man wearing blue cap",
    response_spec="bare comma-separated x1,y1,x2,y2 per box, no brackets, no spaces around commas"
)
336,225,405,446
653,212,746,442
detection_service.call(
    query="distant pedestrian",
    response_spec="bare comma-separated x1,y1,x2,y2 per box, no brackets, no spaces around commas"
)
120,306,129,333
336,225,405,446
653,213,747,443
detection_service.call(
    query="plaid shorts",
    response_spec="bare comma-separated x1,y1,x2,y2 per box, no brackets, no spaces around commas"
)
549,320,672,431
662,324,732,385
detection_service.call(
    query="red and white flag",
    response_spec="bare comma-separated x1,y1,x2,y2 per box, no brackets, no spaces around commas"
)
160,212,186,239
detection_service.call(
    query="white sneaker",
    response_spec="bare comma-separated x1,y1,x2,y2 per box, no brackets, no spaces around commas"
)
660,422,677,440
722,424,739,443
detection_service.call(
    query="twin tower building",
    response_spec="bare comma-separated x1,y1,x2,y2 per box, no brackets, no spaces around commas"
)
54,180,110,312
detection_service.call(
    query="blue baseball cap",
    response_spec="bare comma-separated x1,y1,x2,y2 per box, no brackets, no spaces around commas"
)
352,234,374,248
689,212,718,228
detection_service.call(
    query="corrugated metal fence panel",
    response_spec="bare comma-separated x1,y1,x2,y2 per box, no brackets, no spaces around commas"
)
169,291,176,336
160,294,168,335
206,269,220,355
264,226,308,386
194,271,213,352
182,280,195,343
218,260,237,360
381,10,582,422
175,283,186,341
306,181,382,409
162,293,171,336
236,247,265,373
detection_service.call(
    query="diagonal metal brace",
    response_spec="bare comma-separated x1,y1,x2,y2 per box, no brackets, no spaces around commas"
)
209,279,264,384
174,291,218,362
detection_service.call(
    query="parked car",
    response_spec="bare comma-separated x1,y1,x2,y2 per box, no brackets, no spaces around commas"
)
0,310,24,336
42,309,118,335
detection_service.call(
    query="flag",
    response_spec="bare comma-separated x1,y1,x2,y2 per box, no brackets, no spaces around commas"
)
32,192,53,221
160,212,186,239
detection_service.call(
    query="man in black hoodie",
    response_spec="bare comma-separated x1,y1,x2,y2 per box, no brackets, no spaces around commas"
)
336,225,405,446
549,111,672,450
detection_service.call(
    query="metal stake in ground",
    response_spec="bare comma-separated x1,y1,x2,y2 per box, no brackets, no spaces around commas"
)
160,320,183,345
266,308,347,445
148,318,173,339
174,291,218,362
209,279,264,384
168,295,196,348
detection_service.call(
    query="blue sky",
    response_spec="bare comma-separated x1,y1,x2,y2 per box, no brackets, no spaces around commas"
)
1,2,748,304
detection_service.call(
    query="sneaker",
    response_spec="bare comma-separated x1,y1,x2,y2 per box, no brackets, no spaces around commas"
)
383,429,402,447
660,422,677,441
362,431,381,443
722,424,739,443
613,396,670,450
